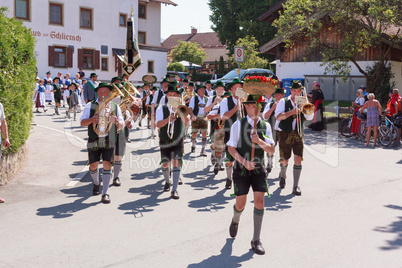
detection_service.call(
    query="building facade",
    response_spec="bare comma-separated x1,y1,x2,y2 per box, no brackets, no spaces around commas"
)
0,0,176,84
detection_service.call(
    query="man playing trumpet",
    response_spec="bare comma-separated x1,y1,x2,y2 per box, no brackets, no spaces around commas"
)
80,83,124,204
275,81,313,196
189,85,209,156
156,85,190,199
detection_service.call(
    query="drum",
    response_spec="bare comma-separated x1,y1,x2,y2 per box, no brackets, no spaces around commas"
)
130,97,142,122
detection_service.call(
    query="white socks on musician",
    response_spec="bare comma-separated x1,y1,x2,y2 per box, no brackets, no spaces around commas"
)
90,168,99,185
114,161,122,179
102,169,112,195
226,165,233,181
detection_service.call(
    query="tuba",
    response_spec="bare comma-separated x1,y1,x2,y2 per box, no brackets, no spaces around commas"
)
125,80,141,96
167,96,190,139
119,85,138,122
93,84,124,136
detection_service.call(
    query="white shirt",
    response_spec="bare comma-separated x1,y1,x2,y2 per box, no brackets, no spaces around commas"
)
189,95,207,116
80,99,124,137
220,96,238,119
227,115,274,148
151,89,166,107
205,88,214,97
275,97,314,131
355,97,365,105
262,99,281,131
208,104,220,116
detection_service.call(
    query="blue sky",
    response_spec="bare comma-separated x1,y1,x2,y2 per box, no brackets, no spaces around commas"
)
161,0,214,39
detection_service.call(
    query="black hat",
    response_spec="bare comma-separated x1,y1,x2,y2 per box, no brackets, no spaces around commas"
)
69,82,78,89
213,80,226,90
195,85,206,93
291,81,303,89
227,78,243,89
182,78,189,83
188,82,195,87
53,77,60,82
165,74,172,78
46,71,51,74
221,91,232,98
165,84,181,95
90,73,98,78
169,81,178,87
162,78,169,83
274,87,286,95
94,82,113,92
242,94,257,104
205,80,212,85
111,76,122,83
79,68,83,70
151,86,158,91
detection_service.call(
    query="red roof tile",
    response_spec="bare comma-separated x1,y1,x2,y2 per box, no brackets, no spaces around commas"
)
162,32,227,50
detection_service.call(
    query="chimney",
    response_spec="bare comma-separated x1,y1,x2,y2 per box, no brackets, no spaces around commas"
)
191,27,197,36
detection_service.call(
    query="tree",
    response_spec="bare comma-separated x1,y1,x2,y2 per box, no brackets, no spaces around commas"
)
229,36,269,69
274,0,402,93
218,56,225,75
167,62,185,72
170,41,207,66
209,0,279,53
0,7,36,154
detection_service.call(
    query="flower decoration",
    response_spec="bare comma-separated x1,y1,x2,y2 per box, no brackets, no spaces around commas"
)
244,76,278,86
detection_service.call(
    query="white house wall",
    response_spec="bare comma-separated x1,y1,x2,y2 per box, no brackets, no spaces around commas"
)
0,0,167,83
390,61,402,91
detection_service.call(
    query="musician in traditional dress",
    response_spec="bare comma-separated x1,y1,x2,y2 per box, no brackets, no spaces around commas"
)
180,78,189,94
151,78,169,117
155,85,189,199
138,83,150,127
184,82,195,107
220,78,243,189
50,77,62,115
227,94,275,255
146,86,158,137
189,85,209,156
65,83,80,120
205,80,214,97
262,87,285,174
275,81,313,196
80,82,124,204
83,73,99,104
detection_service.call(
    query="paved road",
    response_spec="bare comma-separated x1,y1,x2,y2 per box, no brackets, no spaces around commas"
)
0,105,401,267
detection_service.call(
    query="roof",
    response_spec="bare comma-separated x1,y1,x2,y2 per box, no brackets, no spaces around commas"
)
139,0,177,6
257,0,286,22
162,32,227,50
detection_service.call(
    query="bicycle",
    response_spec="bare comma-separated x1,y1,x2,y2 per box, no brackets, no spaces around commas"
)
378,114,400,147
339,107,355,137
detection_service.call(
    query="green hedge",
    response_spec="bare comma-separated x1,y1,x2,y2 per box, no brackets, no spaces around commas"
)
0,7,36,154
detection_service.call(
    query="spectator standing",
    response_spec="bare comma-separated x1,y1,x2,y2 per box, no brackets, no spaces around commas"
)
83,73,99,103
78,68,85,79
308,82,325,131
350,89,365,138
359,93,382,146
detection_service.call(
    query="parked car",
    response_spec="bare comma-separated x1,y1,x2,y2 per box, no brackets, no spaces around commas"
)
211,68,276,85
167,71,187,81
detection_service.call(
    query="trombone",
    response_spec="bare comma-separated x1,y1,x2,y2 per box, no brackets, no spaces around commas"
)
167,96,190,139
294,87,315,136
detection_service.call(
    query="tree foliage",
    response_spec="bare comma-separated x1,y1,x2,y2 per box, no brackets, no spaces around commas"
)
169,41,207,65
167,62,185,72
209,0,279,53
228,36,269,69
274,0,402,92
0,7,36,154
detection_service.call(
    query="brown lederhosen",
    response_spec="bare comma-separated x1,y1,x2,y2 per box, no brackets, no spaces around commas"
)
278,130,304,160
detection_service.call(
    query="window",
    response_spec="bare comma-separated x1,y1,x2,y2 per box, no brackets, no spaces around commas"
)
101,58,108,71
138,4,146,19
80,8,92,29
83,49,95,69
54,47,66,67
15,0,29,20
138,31,146,44
119,13,127,27
148,61,154,73
49,3,63,25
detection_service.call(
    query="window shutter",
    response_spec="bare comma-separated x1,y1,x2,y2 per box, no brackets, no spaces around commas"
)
48,46,55,67
78,49,83,68
67,47,73,68
95,50,100,69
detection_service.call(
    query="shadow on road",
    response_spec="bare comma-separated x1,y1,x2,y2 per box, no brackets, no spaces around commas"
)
188,188,233,212
374,204,402,250
264,187,294,211
188,238,254,267
36,179,98,219
118,180,170,217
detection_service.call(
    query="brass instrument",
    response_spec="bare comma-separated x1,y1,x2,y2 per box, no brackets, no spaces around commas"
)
119,85,137,122
93,84,124,136
294,87,315,136
167,96,190,139
125,80,141,96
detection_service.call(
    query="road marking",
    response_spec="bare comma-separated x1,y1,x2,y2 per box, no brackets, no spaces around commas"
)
35,124,88,186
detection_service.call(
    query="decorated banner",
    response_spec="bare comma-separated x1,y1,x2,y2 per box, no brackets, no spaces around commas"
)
243,76,277,96
142,75,157,84
123,6,142,77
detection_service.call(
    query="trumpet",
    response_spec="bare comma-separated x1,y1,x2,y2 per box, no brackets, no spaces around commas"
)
294,87,315,136
167,96,190,139
93,84,124,136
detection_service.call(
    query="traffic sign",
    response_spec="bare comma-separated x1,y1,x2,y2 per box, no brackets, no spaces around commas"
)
234,46,244,63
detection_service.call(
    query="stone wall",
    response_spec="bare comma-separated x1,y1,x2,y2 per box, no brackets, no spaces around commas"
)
0,145,27,186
